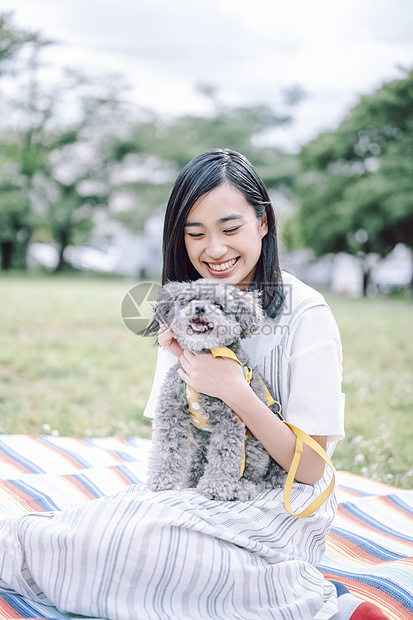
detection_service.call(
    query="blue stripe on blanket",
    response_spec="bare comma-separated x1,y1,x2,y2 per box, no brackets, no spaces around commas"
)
0,440,46,474
317,569,413,611
114,464,145,484
81,439,138,463
36,437,92,469
0,591,43,617
340,503,413,542
7,480,61,511
330,526,407,561
70,473,107,498
387,494,413,514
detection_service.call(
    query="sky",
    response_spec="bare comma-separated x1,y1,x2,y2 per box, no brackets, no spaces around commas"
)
1,0,413,151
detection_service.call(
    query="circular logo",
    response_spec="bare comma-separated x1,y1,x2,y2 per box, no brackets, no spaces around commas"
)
121,281,161,335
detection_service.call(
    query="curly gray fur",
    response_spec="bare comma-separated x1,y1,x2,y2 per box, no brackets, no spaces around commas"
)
147,278,285,501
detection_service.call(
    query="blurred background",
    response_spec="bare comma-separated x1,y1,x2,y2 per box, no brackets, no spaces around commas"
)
0,0,412,485
0,0,412,292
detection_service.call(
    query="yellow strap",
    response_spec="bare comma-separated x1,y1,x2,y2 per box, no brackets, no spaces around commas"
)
199,347,335,517
262,384,276,407
282,422,336,518
211,348,275,406
210,347,244,368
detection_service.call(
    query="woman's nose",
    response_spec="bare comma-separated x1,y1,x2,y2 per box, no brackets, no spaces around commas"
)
206,236,228,259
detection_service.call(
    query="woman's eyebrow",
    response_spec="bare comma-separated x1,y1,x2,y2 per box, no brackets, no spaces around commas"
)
185,214,245,227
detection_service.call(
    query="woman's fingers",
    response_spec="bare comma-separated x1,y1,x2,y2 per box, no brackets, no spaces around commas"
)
157,325,184,358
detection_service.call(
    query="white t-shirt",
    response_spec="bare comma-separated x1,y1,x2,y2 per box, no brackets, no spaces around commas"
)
143,271,345,444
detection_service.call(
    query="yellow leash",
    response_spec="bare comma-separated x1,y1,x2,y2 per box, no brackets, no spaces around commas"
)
182,347,335,517
281,422,335,518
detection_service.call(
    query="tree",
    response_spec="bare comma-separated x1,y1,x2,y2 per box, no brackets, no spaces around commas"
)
296,68,413,294
0,12,44,75
0,12,49,269
1,53,129,270
107,103,299,232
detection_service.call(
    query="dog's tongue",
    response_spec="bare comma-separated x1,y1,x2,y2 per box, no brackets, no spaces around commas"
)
190,319,209,332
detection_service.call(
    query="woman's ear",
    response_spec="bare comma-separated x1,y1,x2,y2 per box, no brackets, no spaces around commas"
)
260,213,268,239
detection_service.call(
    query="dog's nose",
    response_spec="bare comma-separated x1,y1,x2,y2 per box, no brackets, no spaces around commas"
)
195,305,205,316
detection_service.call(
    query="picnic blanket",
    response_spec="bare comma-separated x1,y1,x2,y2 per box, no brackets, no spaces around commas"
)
0,435,411,619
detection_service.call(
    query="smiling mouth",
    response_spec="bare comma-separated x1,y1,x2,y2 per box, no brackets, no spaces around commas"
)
188,318,213,333
205,257,239,272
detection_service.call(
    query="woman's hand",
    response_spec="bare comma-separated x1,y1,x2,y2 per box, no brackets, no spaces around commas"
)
158,324,184,358
177,350,246,401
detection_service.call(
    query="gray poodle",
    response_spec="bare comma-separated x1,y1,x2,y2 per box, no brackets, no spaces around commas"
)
146,279,285,502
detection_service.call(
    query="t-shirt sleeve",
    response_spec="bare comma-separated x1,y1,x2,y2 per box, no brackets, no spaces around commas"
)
143,346,178,419
283,304,345,442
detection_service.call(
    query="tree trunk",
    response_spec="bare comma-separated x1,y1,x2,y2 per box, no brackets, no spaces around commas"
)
1,241,14,270
54,227,70,273
362,268,369,297
410,251,413,295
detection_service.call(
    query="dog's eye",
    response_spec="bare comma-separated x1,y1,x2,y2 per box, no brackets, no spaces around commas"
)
213,302,224,311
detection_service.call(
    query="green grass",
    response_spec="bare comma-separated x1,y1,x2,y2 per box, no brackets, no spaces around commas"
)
324,292,413,489
0,274,157,439
0,275,412,488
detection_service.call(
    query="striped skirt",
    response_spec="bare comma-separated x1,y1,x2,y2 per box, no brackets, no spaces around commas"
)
0,482,339,619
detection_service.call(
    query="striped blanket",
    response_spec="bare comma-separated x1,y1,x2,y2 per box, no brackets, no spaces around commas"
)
0,435,411,619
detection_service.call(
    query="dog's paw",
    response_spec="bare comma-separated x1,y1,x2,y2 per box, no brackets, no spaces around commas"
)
265,462,287,489
196,478,238,501
235,479,264,502
146,477,177,492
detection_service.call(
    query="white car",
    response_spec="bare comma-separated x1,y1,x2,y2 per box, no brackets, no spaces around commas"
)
371,259,413,294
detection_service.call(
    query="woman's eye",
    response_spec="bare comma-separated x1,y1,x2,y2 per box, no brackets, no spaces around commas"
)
187,227,240,238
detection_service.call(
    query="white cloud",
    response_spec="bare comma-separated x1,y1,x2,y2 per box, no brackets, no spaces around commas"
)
1,0,413,150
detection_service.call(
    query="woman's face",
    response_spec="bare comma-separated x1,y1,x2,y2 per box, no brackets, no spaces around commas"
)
184,183,268,290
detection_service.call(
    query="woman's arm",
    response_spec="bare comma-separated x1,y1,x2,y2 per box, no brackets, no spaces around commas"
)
177,350,328,485
224,382,327,486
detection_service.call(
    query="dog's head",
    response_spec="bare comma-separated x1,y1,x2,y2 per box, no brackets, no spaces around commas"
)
152,279,265,352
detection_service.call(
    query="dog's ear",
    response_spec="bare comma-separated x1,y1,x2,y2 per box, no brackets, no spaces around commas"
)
231,288,265,338
152,282,179,327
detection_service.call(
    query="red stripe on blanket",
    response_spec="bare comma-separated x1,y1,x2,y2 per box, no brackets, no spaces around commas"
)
337,472,405,493
112,467,138,486
0,597,26,619
378,494,413,518
31,437,85,471
0,481,46,513
339,487,367,499
327,532,385,565
0,452,33,475
62,474,98,501
336,505,413,548
77,438,128,464
321,573,411,620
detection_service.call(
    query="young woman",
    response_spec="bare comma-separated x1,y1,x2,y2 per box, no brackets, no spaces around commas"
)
0,149,385,619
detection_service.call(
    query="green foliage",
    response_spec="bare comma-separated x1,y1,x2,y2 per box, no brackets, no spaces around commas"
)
0,12,43,73
106,105,296,227
297,68,413,264
278,209,304,253
0,12,298,270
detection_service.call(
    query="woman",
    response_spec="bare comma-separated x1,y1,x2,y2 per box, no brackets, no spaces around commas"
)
0,149,384,619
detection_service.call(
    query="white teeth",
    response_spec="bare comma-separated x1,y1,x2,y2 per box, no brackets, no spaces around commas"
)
207,258,237,272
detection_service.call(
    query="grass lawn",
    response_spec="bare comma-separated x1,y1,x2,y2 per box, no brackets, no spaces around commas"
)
0,274,412,488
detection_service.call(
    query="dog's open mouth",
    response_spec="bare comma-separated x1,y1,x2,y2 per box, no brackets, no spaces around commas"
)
188,318,213,333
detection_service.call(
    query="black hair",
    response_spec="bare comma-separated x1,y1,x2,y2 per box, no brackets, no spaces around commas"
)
142,148,285,336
